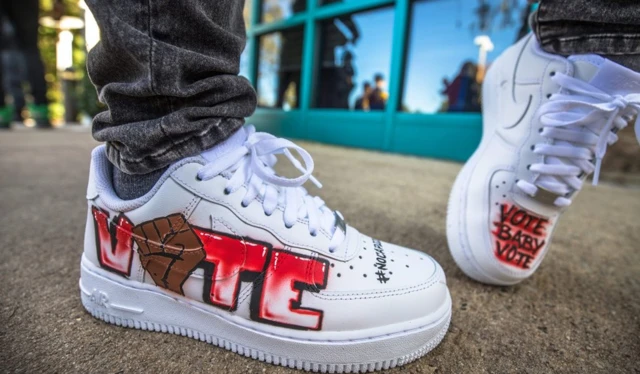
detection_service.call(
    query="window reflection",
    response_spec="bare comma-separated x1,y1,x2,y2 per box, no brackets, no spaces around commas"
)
402,0,532,113
239,0,253,79
315,6,394,110
261,0,306,24
257,28,304,109
240,48,250,80
321,0,363,4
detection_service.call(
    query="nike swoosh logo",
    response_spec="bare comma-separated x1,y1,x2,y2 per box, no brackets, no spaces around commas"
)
501,35,535,129
502,94,532,129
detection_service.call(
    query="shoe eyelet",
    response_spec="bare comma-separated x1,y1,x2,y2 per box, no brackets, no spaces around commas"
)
241,201,249,208
527,164,531,170
530,145,535,151
550,71,556,77
546,94,552,99
223,188,231,195
264,211,272,217
538,128,544,133
285,223,293,229
196,175,203,181
310,232,317,237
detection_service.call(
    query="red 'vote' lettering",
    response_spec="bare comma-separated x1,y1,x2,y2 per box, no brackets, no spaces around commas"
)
92,207,134,276
499,204,549,236
256,250,328,330
193,228,269,309
90,209,331,331
194,228,330,330
493,203,551,270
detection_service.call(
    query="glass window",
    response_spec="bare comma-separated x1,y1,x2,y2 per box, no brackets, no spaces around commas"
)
240,50,250,79
314,7,395,110
402,0,532,113
240,48,251,80
321,0,364,4
239,1,253,79
261,0,306,23
244,0,253,26
257,27,305,109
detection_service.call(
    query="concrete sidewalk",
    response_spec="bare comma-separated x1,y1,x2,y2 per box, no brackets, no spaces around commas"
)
1,128,638,374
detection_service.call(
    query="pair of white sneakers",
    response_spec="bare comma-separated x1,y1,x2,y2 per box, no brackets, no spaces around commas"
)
79,35,640,372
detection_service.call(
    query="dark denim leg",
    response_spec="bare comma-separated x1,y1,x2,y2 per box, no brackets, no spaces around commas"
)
2,0,48,105
85,0,256,174
533,0,640,71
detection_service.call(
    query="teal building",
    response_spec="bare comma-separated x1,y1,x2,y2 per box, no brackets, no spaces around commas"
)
241,0,532,161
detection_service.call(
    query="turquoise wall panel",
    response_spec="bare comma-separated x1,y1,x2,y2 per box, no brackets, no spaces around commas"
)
391,113,482,162
250,110,482,163
247,109,300,137
305,110,386,150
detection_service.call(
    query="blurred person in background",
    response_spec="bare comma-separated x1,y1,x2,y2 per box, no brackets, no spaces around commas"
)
1,18,27,124
317,11,359,109
441,61,481,113
275,28,304,109
355,81,372,111
368,73,388,110
0,0,50,129
274,0,305,109
319,50,355,109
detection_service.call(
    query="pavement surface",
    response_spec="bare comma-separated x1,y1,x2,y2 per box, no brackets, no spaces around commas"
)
1,128,638,374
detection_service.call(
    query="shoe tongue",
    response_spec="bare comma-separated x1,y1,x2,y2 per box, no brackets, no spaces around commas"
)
201,127,247,162
201,126,339,235
569,55,640,96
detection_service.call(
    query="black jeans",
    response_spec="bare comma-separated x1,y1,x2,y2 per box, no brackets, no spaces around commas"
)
0,0,48,107
85,0,256,174
86,0,639,175
534,0,640,71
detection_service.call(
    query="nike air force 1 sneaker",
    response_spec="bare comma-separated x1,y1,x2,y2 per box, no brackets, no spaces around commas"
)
80,126,451,372
447,34,640,286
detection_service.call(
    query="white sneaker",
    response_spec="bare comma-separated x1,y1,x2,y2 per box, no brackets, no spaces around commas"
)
447,34,640,286
80,126,451,372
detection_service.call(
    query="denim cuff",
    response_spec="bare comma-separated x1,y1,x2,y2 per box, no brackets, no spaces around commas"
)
533,1,640,58
97,115,245,175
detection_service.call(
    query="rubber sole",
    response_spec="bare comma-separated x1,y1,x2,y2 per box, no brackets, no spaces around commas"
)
79,256,451,373
446,154,522,286
447,154,499,285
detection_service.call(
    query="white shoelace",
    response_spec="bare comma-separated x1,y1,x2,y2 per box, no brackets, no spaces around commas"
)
197,125,345,252
517,73,640,207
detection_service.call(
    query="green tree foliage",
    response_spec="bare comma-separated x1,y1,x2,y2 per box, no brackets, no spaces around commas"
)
38,0,102,123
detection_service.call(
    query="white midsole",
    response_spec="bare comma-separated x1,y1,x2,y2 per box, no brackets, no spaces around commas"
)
80,255,452,366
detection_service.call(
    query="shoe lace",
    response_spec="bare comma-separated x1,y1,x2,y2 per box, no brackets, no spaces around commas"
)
517,73,640,207
196,125,345,252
